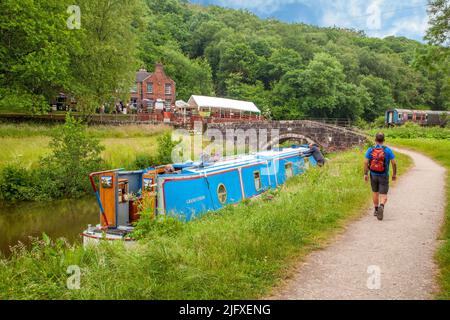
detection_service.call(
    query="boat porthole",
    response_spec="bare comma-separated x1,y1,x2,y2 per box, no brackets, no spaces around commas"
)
217,183,227,204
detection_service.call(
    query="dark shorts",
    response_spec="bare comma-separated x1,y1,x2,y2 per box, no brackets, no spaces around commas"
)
370,174,390,194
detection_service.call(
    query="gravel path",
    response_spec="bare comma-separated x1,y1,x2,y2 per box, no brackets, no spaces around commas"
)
271,148,446,300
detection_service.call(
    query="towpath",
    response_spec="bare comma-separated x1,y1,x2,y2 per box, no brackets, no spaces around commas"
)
270,148,446,300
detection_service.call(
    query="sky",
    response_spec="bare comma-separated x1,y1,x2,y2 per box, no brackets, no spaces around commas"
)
190,0,430,42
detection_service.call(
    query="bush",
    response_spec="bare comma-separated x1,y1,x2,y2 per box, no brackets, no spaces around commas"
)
41,114,105,198
156,131,178,164
367,124,450,140
133,154,157,169
0,164,34,201
0,114,105,201
131,131,179,169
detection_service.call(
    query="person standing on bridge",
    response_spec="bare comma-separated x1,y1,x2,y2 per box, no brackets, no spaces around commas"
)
364,133,397,221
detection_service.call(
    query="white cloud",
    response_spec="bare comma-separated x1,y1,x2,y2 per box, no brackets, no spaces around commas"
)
369,15,429,39
199,0,429,41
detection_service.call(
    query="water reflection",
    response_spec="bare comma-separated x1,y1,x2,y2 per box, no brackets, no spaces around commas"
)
0,198,98,257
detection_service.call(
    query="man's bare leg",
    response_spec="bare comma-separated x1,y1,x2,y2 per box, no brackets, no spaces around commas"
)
380,194,388,206
373,192,380,208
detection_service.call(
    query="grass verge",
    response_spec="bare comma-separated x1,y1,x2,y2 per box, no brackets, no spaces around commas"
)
390,138,450,300
0,149,412,299
0,123,170,169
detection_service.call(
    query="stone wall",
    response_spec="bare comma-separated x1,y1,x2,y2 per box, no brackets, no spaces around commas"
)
206,120,367,151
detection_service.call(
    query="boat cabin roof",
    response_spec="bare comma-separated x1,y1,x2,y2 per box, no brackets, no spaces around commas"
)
166,147,309,176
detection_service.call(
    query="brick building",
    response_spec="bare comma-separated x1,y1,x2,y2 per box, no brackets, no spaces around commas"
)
130,63,176,112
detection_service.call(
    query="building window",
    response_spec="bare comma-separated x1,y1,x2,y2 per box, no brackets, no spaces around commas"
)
147,83,153,94
217,184,227,204
131,84,137,93
254,171,261,191
285,162,293,179
165,84,172,95
164,100,171,111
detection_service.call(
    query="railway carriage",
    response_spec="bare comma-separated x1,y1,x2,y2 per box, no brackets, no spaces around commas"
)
385,109,449,126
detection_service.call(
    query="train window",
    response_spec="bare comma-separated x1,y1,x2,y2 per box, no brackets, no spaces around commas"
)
253,171,262,191
408,114,413,120
217,184,227,204
285,163,293,179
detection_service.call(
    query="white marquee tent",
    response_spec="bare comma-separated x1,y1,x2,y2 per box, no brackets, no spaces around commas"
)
187,95,261,114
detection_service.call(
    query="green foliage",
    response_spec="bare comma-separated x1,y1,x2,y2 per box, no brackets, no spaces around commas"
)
0,114,105,200
133,154,157,169
137,0,447,121
0,0,448,120
0,151,388,296
156,131,178,164
0,164,34,201
38,114,105,198
0,0,143,114
360,75,395,122
130,131,178,169
0,0,78,113
131,195,184,240
0,150,413,299
367,123,450,139
426,0,450,46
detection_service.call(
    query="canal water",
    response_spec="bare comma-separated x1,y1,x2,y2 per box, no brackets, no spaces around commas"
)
0,198,98,257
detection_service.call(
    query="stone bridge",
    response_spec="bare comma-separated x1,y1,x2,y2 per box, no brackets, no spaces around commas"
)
206,120,368,151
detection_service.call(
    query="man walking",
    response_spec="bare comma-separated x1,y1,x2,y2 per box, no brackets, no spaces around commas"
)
364,133,397,221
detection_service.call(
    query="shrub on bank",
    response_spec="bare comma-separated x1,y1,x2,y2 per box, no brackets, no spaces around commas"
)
0,114,105,201
368,123,450,140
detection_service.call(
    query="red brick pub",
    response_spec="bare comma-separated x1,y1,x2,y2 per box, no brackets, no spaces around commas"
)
130,63,176,113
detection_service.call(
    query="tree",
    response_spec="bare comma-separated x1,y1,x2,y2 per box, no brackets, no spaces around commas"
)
71,0,144,113
426,0,450,46
334,83,371,121
298,53,346,118
419,0,450,110
0,0,80,113
225,74,271,116
360,75,394,121
217,42,259,94
41,114,104,198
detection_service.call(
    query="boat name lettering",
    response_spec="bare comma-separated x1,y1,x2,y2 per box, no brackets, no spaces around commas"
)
186,196,206,204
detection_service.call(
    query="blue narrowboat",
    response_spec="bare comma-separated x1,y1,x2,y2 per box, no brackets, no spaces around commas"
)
82,146,317,245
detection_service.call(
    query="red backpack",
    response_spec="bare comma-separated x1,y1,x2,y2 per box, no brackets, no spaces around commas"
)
369,147,387,174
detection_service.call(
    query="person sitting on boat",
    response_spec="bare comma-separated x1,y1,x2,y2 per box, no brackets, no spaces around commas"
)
301,143,325,167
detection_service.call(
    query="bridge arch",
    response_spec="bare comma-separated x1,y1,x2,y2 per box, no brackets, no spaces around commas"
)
205,120,367,151
261,133,320,151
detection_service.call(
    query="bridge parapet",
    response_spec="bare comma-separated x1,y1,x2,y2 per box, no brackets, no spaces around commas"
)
206,120,368,151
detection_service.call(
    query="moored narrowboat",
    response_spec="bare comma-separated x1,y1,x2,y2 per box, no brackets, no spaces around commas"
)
82,146,317,246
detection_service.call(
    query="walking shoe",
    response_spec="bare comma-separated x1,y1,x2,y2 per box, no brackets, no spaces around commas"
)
377,205,384,221
374,208,378,216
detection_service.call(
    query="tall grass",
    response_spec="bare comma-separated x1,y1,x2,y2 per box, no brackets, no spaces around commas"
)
390,138,450,300
0,123,170,170
0,122,171,139
367,124,450,140
0,150,412,299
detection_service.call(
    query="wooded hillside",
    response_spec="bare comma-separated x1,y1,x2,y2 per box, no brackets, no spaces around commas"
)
1,0,448,121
